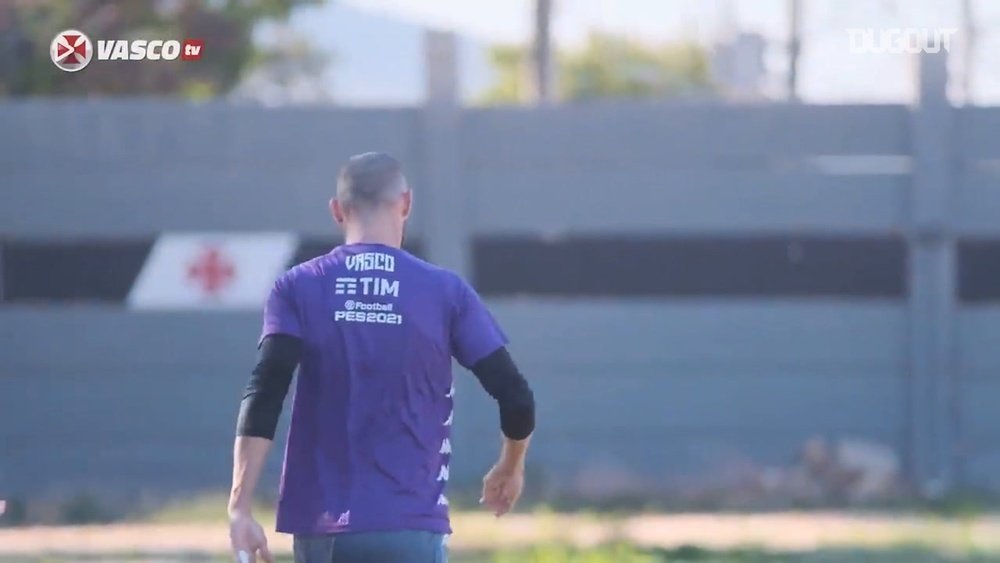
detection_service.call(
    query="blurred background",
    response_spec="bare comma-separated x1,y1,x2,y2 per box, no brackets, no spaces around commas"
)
3,0,1000,561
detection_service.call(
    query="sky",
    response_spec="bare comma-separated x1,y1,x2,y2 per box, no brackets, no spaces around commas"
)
288,0,1000,105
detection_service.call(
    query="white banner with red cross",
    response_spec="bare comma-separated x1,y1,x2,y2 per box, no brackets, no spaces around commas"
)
127,232,297,310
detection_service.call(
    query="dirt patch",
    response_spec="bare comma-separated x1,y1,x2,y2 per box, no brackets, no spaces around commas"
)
2,512,1000,557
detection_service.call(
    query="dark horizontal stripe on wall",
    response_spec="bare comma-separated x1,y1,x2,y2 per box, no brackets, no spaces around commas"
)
2,239,152,303
292,237,425,267
959,240,1000,302
1,237,428,303
473,235,906,298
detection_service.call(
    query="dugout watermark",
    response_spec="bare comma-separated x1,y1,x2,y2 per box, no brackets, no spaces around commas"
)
845,27,958,55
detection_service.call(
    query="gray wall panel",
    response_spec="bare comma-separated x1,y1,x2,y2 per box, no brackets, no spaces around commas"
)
491,300,905,366
952,310,1000,484
0,103,425,237
0,302,907,496
958,308,1000,379
957,171,1000,236
964,452,1000,491
468,171,907,235
959,107,1000,159
4,100,1000,499
461,104,909,161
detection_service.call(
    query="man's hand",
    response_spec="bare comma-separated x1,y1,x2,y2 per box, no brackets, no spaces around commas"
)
229,510,273,563
480,461,525,517
229,437,273,562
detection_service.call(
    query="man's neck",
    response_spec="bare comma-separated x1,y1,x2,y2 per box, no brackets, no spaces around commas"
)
343,228,402,248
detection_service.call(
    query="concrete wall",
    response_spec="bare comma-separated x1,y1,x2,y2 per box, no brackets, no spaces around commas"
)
2,58,1000,498
0,301,905,497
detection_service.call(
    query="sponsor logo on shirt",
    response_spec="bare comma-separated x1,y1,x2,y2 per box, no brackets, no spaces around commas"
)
346,252,395,272
334,310,403,325
334,252,404,325
335,277,399,297
344,300,393,312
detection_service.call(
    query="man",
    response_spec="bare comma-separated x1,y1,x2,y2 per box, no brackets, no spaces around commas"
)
228,152,535,563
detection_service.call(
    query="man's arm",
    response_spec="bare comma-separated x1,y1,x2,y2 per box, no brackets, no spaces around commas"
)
234,334,302,441
449,275,534,516
229,437,272,516
470,347,535,516
228,334,302,563
470,347,535,440
498,434,531,469
480,433,531,516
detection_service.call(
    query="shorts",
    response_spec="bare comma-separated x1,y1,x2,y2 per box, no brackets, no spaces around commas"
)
293,530,447,563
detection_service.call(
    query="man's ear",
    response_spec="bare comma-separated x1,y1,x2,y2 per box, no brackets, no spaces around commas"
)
331,198,346,224
401,190,412,220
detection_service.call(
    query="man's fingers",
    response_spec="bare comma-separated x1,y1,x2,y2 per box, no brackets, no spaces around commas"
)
491,483,509,516
250,528,273,563
498,483,523,516
481,481,499,501
497,482,513,503
481,487,504,514
505,487,520,506
482,470,524,517
495,497,513,517
234,545,253,563
481,477,521,516
482,491,500,507
498,486,514,514
259,543,275,563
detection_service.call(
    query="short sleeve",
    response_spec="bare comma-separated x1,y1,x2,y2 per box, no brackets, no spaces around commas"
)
451,276,508,369
259,272,302,346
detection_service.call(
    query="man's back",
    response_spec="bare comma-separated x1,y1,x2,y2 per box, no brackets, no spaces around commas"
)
265,243,506,535
228,152,533,563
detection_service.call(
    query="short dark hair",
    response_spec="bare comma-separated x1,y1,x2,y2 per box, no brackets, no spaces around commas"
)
336,152,408,211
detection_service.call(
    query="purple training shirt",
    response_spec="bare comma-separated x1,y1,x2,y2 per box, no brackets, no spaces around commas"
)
260,243,507,535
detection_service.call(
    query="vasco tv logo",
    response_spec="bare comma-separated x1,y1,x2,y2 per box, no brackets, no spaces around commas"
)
50,29,204,72
50,29,92,72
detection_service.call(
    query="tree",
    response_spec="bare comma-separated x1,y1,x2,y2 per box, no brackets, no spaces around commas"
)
479,32,714,104
231,22,334,105
0,0,325,98
479,44,532,105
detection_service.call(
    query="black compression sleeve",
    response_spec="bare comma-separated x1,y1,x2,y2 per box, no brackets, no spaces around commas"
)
235,334,303,440
470,347,535,440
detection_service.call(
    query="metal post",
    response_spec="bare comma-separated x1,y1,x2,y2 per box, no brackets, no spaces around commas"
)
907,49,958,494
961,0,977,105
787,0,801,102
533,0,553,104
422,30,469,277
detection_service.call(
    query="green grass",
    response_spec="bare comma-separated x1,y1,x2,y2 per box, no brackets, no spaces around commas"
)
6,546,1000,562
141,492,274,524
456,545,1000,562
8,493,1000,563
129,496,1000,561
